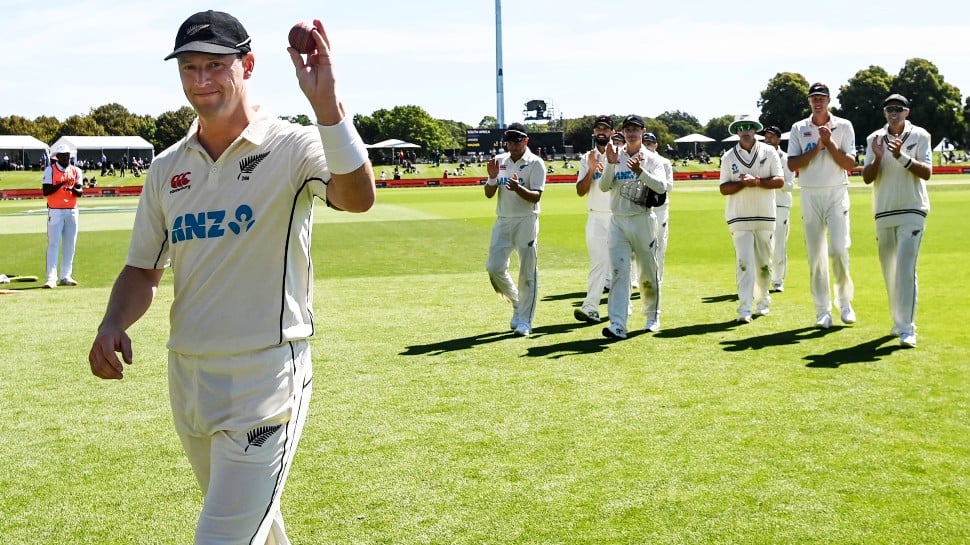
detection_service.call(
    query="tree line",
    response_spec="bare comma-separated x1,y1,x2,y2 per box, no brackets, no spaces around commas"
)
1,58,965,157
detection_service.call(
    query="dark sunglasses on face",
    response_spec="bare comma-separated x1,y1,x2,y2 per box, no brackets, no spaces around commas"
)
734,123,758,133
884,106,908,113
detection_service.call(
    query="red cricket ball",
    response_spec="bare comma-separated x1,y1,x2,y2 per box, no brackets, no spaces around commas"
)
288,22,315,54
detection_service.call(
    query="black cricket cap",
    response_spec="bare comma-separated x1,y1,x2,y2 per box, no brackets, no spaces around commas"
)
808,82,830,97
165,10,252,60
504,122,528,142
621,115,645,128
883,93,910,107
593,115,614,129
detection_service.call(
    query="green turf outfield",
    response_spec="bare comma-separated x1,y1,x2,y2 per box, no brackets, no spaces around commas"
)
1,180,968,544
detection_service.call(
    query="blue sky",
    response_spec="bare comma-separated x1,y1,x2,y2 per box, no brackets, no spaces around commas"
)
4,0,969,130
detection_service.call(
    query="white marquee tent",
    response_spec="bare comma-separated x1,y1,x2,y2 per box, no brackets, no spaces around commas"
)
49,135,154,166
0,135,49,170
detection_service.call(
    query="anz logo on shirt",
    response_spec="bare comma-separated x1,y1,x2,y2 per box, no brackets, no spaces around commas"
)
170,204,257,244
615,170,638,181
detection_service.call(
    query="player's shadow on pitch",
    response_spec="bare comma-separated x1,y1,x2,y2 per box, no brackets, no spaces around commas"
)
804,335,904,368
400,331,516,356
541,291,587,302
720,326,837,351
400,321,600,357
653,319,741,339
702,293,739,304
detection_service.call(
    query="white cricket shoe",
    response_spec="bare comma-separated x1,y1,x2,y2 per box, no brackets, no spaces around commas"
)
644,318,660,332
42,280,56,289
755,302,770,316
602,323,627,340
899,332,917,348
57,277,78,286
840,304,856,324
514,322,532,337
772,282,784,293
736,313,752,324
815,313,832,329
574,307,601,323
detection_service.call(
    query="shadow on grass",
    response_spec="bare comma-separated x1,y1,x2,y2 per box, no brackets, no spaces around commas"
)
400,330,517,356
804,335,904,368
541,291,587,302
525,323,650,359
702,293,739,304
653,319,741,339
400,320,602,356
540,291,616,309
720,326,839,351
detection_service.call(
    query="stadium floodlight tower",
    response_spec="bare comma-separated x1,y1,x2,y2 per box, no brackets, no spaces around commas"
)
495,0,505,129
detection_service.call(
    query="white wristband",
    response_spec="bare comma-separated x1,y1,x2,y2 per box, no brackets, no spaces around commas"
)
896,153,912,169
317,116,369,175
486,177,499,186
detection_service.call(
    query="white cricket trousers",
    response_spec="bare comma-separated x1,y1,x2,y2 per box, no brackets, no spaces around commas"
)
46,207,78,282
800,187,854,316
486,215,539,325
877,222,924,336
731,229,773,315
170,341,312,545
607,212,660,329
581,211,611,313
654,202,670,284
772,205,791,286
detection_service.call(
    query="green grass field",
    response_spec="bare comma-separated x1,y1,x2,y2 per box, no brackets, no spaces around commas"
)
1,179,968,544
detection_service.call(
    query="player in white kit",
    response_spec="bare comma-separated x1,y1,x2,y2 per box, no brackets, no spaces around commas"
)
862,94,931,348
762,126,795,293
574,115,614,323
787,82,858,329
719,116,784,322
41,142,83,288
485,122,546,337
599,115,671,339
88,11,376,544
642,132,673,327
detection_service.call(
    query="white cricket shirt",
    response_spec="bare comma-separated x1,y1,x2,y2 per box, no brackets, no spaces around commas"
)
577,148,611,212
788,113,856,188
493,149,546,217
719,141,782,232
127,111,332,356
863,121,931,228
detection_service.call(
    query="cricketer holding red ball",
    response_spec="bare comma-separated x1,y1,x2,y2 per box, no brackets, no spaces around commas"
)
88,10,375,544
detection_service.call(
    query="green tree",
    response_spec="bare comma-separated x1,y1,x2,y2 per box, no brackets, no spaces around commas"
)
32,116,61,144
0,115,35,136
704,114,735,140
757,72,810,130
90,103,142,136
153,106,196,151
356,105,450,158
962,97,970,146
436,119,470,152
478,115,498,129
656,110,701,138
892,58,963,146
55,115,106,140
137,116,157,147
834,66,893,137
